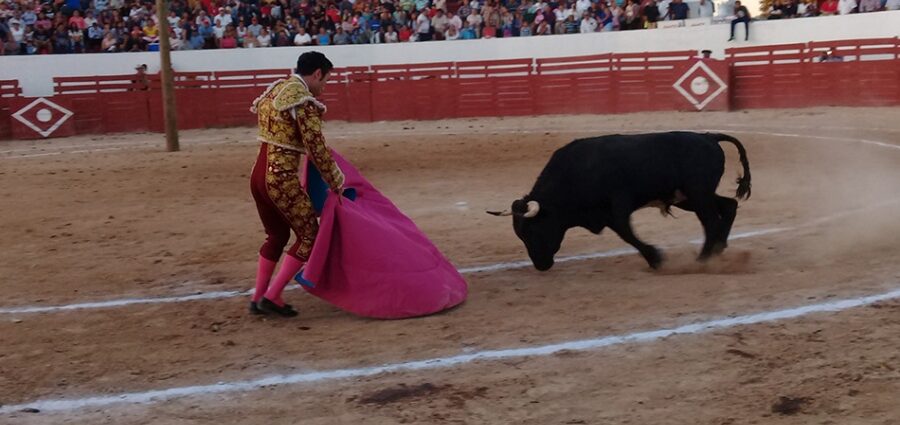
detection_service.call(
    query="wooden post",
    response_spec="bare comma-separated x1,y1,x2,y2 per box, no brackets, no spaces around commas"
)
156,0,179,152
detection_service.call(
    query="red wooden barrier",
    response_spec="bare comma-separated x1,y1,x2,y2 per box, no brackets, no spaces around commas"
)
534,54,615,115
53,74,150,135
456,58,535,117
0,80,22,140
370,62,456,121
614,50,704,113
1,38,897,141
726,37,900,109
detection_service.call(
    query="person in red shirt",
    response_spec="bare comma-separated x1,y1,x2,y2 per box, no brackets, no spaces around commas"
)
68,10,86,30
399,24,412,41
219,24,238,48
326,4,341,23
820,0,839,14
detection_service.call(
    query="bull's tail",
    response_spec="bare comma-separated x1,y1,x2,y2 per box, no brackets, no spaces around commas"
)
709,133,752,200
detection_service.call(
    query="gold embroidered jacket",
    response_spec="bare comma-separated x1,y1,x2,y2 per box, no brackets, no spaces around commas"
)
251,75,345,190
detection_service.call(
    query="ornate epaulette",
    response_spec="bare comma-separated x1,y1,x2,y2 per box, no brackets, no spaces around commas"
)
249,78,285,113
272,80,328,114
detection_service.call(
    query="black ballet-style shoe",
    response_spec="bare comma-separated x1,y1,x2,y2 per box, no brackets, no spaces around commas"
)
258,297,299,317
249,301,264,315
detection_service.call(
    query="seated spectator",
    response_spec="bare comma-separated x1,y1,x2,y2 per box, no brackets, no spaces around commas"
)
580,11,598,32
236,21,248,45
10,20,26,54
329,26,347,44
87,22,104,52
102,31,118,52
858,0,882,10
432,9,449,40
385,25,399,42
563,14,579,33
248,16,262,37
68,23,84,53
820,0,839,14
622,0,641,29
728,0,751,41
445,24,460,39
642,0,661,28
294,26,312,45
257,27,272,47
317,26,331,45
797,0,819,15
838,0,857,14
886,0,900,9
143,19,159,43
669,0,689,19
69,10,86,30
219,24,238,48
52,23,70,53
466,9,483,37
169,26,184,50
398,23,413,41
534,17,550,34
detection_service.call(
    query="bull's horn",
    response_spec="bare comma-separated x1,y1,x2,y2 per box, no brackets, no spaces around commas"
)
523,200,540,218
486,209,512,216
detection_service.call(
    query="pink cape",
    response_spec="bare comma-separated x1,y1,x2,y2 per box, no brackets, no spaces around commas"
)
298,150,468,319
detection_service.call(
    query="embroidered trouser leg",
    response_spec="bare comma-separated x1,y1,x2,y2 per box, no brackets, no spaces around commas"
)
250,143,318,262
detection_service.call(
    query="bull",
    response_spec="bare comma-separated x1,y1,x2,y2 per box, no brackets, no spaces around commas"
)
488,132,752,271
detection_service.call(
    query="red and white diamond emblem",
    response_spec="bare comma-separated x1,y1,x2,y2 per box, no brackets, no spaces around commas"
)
673,61,727,111
11,98,75,138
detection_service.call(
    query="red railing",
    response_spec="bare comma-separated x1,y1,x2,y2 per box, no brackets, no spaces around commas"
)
2,37,898,140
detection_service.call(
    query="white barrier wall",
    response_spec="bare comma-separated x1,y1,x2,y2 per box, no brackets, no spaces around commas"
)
2,11,899,96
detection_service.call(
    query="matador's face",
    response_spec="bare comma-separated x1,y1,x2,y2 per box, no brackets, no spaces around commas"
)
307,70,331,97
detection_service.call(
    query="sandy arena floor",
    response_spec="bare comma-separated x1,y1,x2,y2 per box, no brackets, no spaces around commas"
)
0,107,899,424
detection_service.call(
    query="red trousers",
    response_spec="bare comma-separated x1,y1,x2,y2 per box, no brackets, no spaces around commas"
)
250,143,319,262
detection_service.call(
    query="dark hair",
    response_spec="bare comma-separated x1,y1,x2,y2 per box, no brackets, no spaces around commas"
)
295,51,334,76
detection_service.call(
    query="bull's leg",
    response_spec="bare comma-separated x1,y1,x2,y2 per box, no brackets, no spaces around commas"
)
713,195,738,254
674,196,722,261
608,207,663,269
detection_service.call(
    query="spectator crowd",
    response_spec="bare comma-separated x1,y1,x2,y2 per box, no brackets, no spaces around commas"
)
0,0,897,54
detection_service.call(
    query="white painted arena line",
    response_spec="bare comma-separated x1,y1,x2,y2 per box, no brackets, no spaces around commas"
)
3,199,897,316
2,285,898,415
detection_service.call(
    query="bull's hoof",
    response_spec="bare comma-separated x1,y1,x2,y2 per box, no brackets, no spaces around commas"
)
711,241,728,255
645,249,664,270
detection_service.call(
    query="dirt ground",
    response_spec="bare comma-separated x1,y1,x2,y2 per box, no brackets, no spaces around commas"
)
1,107,899,424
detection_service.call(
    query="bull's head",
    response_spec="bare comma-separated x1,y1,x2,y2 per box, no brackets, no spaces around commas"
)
487,198,566,271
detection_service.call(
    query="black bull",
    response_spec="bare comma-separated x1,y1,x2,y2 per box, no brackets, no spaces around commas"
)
488,132,752,271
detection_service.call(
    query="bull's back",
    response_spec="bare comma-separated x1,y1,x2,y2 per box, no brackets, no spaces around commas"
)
547,132,726,202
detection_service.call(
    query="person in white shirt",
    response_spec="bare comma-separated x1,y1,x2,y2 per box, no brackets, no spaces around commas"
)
837,0,856,14
447,10,463,31
445,25,460,40
385,25,399,42
214,8,232,27
257,27,272,46
576,0,592,14
167,11,180,28
466,11,483,37
415,11,431,40
698,0,714,17
294,27,312,45
580,12,598,32
886,0,900,9
213,20,226,39
657,0,672,19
